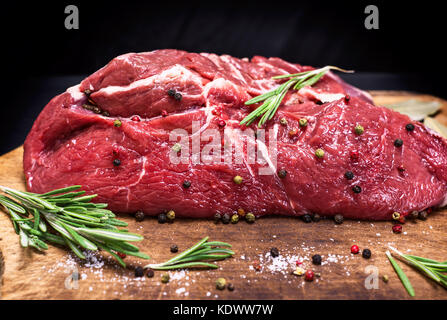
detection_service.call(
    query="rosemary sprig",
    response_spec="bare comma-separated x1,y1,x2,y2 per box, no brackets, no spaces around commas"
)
0,185,149,267
240,66,353,127
388,246,447,291
145,236,234,270
385,250,415,297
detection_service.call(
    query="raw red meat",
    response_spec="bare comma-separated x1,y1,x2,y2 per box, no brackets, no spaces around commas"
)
23,50,447,220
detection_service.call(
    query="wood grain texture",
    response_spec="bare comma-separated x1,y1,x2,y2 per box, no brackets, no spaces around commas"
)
0,91,446,300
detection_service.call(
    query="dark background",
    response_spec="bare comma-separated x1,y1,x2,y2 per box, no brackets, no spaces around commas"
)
1,0,446,154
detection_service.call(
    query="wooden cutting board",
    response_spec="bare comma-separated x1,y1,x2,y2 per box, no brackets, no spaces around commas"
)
0,91,446,300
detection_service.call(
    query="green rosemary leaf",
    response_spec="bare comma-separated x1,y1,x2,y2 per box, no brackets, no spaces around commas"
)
46,191,86,199
150,262,219,270
0,195,27,214
40,185,82,197
60,222,98,251
33,208,40,230
19,229,29,247
63,237,86,259
386,250,415,297
77,228,143,242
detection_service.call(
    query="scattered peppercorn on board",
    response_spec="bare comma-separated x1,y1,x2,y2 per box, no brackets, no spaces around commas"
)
0,91,446,300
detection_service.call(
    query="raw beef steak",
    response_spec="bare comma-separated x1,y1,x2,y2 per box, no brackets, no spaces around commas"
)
23,50,447,220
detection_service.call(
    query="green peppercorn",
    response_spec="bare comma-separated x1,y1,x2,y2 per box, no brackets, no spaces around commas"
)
161,274,170,283
382,274,389,283
113,119,122,127
222,213,230,224
216,277,226,290
280,118,288,126
166,210,175,221
299,118,308,127
245,212,255,223
231,214,239,224
334,214,344,224
315,149,325,158
135,211,145,222
354,124,364,135
172,143,182,153
392,212,400,220
158,213,167,224
233,175,243,184
277,169,287,179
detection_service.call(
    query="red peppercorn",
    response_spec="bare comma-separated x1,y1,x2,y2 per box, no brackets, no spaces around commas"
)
218,119,226,128
296,260,303,266
117,252,126,259
351,245,360,254
399,216,406,224
345,94,351,102
392,224,403,233
350,151,359,161
304,270,315,281
426,207,432,214
397,165,405,172
131,115,140,122
161,110,168,117
253,261,262,272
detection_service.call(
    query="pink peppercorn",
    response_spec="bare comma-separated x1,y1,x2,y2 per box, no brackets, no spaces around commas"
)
117,252,126,259
218,120,226,128
131,115,140,122
392,224,403,234
161,110,168,117
350,151,359,161
305,270,314,281
351,245,360,254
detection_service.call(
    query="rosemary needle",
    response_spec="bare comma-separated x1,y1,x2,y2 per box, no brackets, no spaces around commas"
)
0,185,149,267
240,65,353,127
386,250,415,297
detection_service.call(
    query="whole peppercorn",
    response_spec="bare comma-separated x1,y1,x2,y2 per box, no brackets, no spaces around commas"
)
158,213,167,224
161,274,170,283
146,268,154,278
351,245,360,254
134,266,144,277
245,212,256,223
312,254,322,265
315,148,325,158
312,213,321,222
135,211,145,222
270,247,279,258
352,185,362,194
409,211,419,219
231,214,239,224
302,214,312,223
394,139,403,147
113,119,122,127
418,211,428,220
167,89,176,97
382,274,389,283
117,252,126,259
84,89,92,96
362,248,372,259
237,208,245,217
216,277,226,290
102,111,110,117
227,283,235,291
214,213,221,223
288,129,298,137
161,110,168,117
345,94,351,102
392,212,400,220
233,175,243,184
182,180,191,189
131,115,140,122
222,213,231,224
92,106,102,114
253,261,262,271
399,216,406,224
174,92,183,101
170,244,178,253
392,224,403,234
280,118,288,126
405,123,415,131
172,143,182,153
299,118,308,127
334,214,344,224
354,124,364,135
113,159,121,167
277,169,287,179
344,171,354,180
218,119,226,128
304,270,315,281
166,210,175,221
350,151,359,161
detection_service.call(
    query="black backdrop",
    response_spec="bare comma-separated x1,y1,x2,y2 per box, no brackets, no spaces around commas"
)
1,0,446,154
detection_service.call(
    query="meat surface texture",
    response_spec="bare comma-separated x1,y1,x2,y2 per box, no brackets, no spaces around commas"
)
23,49,447,220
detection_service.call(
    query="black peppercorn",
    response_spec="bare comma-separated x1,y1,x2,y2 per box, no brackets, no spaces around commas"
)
334,214,344,224
362,248,372,259
222,213,230,224
170,244,178,253
394,139,403,147
227,283,235,291
312,254,322,265
344,171,354,180
312,213,321,222
135,211,145,222
167,89,176,97
174,92,183,101
278,169,287,179
134,266,144,277
352,185,362,193
214,213,221,223
418,211,428,220
270,247,279,258
158,213,167,224
405,123,415,131
302,214,312,223
183,180,191,188
113,159,121,166
146,268,154,278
